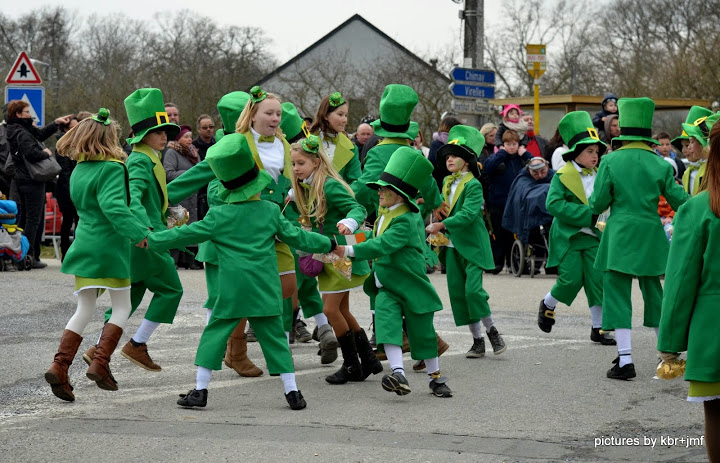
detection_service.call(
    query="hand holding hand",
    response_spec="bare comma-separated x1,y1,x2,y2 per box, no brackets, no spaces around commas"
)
136,238,149,248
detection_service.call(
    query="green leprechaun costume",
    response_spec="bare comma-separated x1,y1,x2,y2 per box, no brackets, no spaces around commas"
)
434,125,506,358
346,147,451,398
681,113,713,196
538,111,615,345
148,133,334,411
588,97,688,380
314,92,362,185
98,88,183,373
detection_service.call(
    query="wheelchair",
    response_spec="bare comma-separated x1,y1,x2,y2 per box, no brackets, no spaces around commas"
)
509,223,550,278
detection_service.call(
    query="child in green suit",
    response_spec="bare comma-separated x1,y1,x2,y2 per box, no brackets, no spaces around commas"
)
46,109,150,401
148,133,335,410
589,98,688,380
335,147,452,398
426,125,506,358
289,135,381,385
538,111,615,346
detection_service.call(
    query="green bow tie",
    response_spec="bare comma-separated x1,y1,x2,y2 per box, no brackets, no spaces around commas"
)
442,172,465,198
258,135,275,143
378,206,389,216
687,163,701,172
581,168,595,176
300,182,311,190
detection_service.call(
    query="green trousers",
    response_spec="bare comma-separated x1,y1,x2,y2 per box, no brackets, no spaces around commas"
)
195,314,293,373
294,253,324,319
445,247,491,326
282,297,294,332
104,252,182,324
203,262,219,310
601,270,663,330
550,234,603,307
375,288,438,361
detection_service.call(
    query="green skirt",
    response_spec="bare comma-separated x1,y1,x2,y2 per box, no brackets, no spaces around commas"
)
318,263,368,293
74,276,131,295
687,381,720,402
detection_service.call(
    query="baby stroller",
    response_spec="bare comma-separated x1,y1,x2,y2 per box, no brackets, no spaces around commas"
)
0,199,31,271
501,170,554,278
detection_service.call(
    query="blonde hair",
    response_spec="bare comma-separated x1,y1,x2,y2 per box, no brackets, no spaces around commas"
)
290,140,354,225
56,115,126,161
235,92,284,138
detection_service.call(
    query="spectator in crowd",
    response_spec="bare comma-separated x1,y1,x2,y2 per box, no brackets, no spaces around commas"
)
414,128,430,158
163,125,202,270
165,103,180,124
192,114,216,220
483,129,532,273
494,104,527,147
55,113,81,260
428,115,462,190
479,123,497,162
601,114,621,153
520,113,548,158
6,100,72,268
654,131,685,182
544,127,569,170
352,122,373,162
592,93,619,137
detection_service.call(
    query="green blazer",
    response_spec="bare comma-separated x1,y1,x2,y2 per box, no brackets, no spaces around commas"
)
589,142,688,275
351,139,442,215
326,132,362,185
657,191,720,382
545,163,601,268
308,178,370,275
681,162,706,196
61,160,149,279
242,131,292,206
441,174,494,270
352,209,443,315
126,144,175,281
148,200,332,319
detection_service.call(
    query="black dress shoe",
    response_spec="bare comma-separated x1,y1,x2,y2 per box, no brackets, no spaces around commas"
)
177,388,208,407
607,359,636,380
285,390,307,410
537,300,555,333
591,328,617,345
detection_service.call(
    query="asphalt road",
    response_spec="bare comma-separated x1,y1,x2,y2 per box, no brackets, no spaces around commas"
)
0,260,707,462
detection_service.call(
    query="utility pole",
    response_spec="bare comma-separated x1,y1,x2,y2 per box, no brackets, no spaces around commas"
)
462,0,484,68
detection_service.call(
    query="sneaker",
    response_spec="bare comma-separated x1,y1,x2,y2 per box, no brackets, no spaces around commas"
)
177,388,207,407
428,373,452,398
289,328,295,344
311,325,319,342
486,326,507,355
121,340,162,371
466,337,485,358
607,359,636,380
246,324,257,342
381,372,411,396
82,345,97,366
591,328,617,346
537,299,555,333
31,258,47,269
285,390,307,410
293,319,312,343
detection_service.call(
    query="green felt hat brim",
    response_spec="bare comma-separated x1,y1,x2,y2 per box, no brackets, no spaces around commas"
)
612,135,660,146
371,120,419,140
437,144,480,179
682,123,709,147
127,122,181,145
366,180,419,213
671,134,688,151
216,169,272,204
563,141,607,162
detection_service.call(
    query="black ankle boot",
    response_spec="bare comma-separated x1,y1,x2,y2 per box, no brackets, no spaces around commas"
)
325,331,363,384
355,329,383,380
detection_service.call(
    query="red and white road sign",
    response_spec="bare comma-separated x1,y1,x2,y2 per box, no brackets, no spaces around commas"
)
5,51,42,85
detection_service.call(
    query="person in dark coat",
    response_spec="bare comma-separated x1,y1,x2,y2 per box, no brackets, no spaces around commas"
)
6,100,72,268
592,93,619,135
54,116,79,260
428,116,462,190
192,114,216,220
482,129,532,273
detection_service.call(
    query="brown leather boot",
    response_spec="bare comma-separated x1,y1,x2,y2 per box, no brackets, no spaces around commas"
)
45,330,83,402
224,324,263,377
86,323,123,391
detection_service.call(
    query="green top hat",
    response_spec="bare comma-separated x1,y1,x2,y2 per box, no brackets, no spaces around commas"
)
280,102,307,143
612,97,659,145
558,111,606,161
681,110,716,148
124,88,180,145
370,84,419,140
671,105,713,150
205,133,272,203
367,146,433,213
437,125,484,178
216,91,250,141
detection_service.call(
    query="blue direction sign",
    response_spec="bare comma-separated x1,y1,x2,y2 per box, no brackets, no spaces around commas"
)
449,83,495,100
450,67,495,85
5,86,45,126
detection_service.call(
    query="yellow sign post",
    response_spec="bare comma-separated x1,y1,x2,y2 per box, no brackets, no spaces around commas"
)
525,44,546,134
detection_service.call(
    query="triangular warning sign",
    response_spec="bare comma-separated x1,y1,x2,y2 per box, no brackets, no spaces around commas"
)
5,51,42,84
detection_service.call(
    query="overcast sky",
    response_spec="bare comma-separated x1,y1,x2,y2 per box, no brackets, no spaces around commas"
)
6,0,504,64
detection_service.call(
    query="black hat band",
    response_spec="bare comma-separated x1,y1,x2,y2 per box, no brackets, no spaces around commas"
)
380,120,410,133
132,111,170,134
620,127,652,138
568,129,600,147
221,164,259,190
379,172,418,198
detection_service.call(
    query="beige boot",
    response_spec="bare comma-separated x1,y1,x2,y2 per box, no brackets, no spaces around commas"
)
224,324,263,377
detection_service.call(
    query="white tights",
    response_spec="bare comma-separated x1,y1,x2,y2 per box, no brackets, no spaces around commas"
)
65,288,132,334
